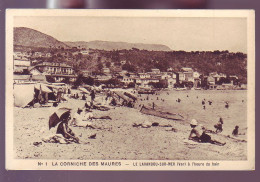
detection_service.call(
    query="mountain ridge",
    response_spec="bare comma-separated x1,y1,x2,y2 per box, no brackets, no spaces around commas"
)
65,40,172,51
14,27,171,51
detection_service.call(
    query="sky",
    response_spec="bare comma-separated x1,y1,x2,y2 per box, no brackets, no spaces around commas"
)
14,16,247,53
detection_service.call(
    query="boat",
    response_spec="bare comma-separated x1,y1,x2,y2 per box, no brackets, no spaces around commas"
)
175,87,187,91
140,106,184,121
137,88,156,94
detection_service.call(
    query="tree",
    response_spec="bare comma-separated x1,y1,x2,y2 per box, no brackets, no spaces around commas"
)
46,76,56,83
122,63,136,72
97,63,103,71
128,82,135,88
74,74,84,87
83,76,94,86
105,61,111,68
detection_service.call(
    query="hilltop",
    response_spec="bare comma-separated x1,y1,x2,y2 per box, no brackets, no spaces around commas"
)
14,27,70,49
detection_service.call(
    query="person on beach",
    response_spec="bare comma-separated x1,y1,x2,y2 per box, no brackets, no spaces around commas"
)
44,112,79,144
225,102,229,109
82,109,95,128
232,126,239,136
188,119,226,146
75,93,79,99
214,117,223,133
90,90,96,105
70,108,83,126
231,125,245,136
56,114,79,143
85,101,92,110
82,94,86,100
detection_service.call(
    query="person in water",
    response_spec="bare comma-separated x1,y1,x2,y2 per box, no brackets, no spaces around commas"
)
189,119,225,146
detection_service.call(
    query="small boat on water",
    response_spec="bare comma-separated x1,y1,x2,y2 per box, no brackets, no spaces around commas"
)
140,105,184,121
175,87,187,91
137,88,156,94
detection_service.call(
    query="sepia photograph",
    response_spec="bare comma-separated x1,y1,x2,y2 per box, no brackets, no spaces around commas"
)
5,9,255,170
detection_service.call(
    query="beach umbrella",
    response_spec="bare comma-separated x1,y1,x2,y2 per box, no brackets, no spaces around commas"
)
49,107,71,129
79,87,90,94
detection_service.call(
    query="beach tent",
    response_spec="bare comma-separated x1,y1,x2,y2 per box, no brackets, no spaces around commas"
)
35,83,52,93
14,83,54,107
14,84,35,107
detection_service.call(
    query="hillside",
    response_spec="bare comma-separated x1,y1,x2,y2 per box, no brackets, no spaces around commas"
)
14,27,70,49
64,40,171,51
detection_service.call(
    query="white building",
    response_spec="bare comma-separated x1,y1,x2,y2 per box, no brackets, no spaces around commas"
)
136,78,159,88
151,68,161,74
167,77,177,89
193,71,200,79
138,73,151,79
122,76,135,84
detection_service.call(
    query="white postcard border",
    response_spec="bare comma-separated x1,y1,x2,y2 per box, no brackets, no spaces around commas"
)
5,9,255,171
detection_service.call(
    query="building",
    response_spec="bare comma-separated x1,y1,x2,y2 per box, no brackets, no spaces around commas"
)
80,70,92,77
151,68,160,74
33,62,74,75
161,72,170,80
80,50,89,55
119,70,128,76
207,76,215,85
167,77,177,89
30,62,76,82
136,78,160,88
193,71,200,79
121,76,135,85
14,59,31,74
138,73,151,79
177,72,185,83
181,67,194,82
120,60,127,65
95,74,112,81
102,68,111,74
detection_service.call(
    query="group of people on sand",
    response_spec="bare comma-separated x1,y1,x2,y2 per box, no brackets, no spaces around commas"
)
188,119,226,146
188,117,244,146
44,100,98,144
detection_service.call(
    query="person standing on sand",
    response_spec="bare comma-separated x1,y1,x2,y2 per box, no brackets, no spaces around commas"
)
189,119,225,146
90,90,95,105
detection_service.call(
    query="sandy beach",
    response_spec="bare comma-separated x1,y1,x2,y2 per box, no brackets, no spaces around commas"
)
13,90,247,160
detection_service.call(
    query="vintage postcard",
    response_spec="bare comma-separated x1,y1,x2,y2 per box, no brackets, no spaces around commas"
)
6,9,255,170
